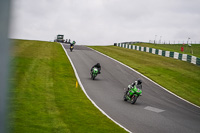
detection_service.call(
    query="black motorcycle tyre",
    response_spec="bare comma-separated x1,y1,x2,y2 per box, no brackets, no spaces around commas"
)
130,95,138,104
91,73,96,80
92,74,95,80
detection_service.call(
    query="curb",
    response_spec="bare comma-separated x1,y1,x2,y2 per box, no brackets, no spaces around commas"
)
116,43,200,66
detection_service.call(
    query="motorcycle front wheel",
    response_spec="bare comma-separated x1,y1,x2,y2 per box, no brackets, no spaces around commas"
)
92,74,95,80
92,76,95,80
130,95,137,104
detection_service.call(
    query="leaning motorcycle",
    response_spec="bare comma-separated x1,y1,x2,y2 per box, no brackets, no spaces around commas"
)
70,45,74,52
91,67,98,80
123,85,142,104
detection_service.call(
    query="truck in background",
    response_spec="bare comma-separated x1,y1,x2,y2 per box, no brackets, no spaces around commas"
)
54,34,64,43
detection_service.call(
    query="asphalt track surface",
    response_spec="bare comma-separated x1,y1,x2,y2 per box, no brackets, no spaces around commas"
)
63,44,200,133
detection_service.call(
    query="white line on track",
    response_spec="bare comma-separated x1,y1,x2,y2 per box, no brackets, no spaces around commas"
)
61,44,132,133
144,106,165,113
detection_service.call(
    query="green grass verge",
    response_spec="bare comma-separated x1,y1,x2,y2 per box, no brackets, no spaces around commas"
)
8,40,127,133
130,43,200,58
89,46,200,106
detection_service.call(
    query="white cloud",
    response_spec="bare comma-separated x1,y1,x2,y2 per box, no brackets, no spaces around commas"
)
9,0,200,45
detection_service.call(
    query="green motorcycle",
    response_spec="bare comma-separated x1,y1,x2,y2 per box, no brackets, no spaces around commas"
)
91,67,98,80
123,85,142,104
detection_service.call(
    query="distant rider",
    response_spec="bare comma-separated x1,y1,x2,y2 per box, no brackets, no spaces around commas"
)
91,63,101,74
70,41,76,46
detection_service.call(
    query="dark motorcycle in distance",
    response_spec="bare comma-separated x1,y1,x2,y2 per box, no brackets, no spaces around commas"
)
70,45,74,52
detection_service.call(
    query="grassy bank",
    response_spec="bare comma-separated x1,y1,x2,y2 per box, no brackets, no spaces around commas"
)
9,40,127,133
130,43,200,58
89,46,200,106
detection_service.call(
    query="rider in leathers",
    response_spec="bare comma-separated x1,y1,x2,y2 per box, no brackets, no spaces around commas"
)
128,79,143,95
91,63,101,74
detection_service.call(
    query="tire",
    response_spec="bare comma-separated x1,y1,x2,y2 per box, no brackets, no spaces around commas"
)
92,74,95,80
130,95,137,104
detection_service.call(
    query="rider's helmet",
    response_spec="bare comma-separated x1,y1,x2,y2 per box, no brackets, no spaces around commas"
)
72,41,75,44
96,63,100,67
137,79,142,85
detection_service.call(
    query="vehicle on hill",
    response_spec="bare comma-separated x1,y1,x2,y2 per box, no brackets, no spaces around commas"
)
54,34,64,43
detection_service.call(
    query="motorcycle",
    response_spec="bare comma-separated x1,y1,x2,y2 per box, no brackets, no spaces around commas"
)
91,67,99,80
70,45,74,52
123,85,142,104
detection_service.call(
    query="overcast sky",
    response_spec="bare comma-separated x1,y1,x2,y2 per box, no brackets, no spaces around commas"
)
9,0,200,45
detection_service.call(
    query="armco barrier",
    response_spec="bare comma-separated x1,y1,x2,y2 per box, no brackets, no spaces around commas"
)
116,43,200,66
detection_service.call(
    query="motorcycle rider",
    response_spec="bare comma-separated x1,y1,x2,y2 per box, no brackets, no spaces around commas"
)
91,63,101,74
69,41,76,51
70,41,76,46
128,79,143,95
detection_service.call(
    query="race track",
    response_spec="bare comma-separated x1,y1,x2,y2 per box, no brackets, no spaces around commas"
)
63,44,200,133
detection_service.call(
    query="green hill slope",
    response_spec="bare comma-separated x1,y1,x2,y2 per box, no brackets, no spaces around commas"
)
9,40,127,133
